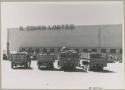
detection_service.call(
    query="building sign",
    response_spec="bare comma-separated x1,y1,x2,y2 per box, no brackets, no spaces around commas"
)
19,24,75,31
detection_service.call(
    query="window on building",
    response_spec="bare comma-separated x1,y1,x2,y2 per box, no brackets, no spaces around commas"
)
25,48,28,52
74,48,79,53
92,49,97,52
43,48,47,53
57,48,61,52
50,48,55,53
19,48,23,52
101,49,106,53
35,48,40,53
110,49,116,54
83,49,88,52
28,48,33,53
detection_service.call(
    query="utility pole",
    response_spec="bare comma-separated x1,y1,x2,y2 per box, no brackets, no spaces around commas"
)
98,25,101,53
7,28,9,60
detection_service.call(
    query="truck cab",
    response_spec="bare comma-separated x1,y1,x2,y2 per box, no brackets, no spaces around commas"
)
58,49,79,70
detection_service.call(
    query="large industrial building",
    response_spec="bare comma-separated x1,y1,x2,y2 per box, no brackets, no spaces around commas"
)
8,24,122,55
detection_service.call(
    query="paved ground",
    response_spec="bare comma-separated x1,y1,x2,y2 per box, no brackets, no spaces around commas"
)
1,60,125,89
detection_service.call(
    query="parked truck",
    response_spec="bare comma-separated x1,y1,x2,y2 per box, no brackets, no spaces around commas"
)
9,52,30,69
58,49,79,70
37,53,56,69
89,53,107,71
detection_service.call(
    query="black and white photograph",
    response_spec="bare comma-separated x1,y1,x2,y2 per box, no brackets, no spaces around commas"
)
1,1,124,89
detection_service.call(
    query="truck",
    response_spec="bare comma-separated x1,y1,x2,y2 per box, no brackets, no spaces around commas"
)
89,53,107,71
58,49,79,70
37,53,56,69
9,52,30,69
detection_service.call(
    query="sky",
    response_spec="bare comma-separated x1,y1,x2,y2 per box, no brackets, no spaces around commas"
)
1,1,124,51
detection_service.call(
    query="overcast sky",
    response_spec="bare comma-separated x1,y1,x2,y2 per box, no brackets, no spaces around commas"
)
1,1,123,26
1,1,124,51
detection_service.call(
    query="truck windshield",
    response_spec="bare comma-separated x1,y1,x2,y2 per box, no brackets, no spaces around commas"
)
60,53,78,58
90,54,102,58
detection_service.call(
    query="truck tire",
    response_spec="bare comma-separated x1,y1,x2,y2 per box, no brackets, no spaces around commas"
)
89,66,93,71
95,65,98,71
84,65,88,71
99,65,103,71
63,66,66,70
61,66,65,70
93,65,96,71
26,62,28,68
28,61,31,68
50,64,54,70
86,65,89,71
96,64,103,71
96,65,99,71
57,61,60,67
48,62,53,69
38,64,41,69
71,66,75,70
101,67,104,71
71,63,75,70
24,63,28,69
60,66,63,70
11,62,14,69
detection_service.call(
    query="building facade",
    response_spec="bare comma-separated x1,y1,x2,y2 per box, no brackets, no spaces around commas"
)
8,24,122,55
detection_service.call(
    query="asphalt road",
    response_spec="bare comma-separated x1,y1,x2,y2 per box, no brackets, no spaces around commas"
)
1,60,124,89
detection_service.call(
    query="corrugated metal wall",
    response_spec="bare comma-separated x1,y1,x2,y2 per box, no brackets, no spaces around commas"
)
8,24,122,51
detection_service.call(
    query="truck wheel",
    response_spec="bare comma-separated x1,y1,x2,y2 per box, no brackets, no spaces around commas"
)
11,62,14,69
38,64,40,69
24,64,26,69
26,62,28,68
86,65,89,71
101,67,103,71
49,62,54,70
50,64,54,70
96,65,99,71
89,66,92,71
60,66,63,70
15,65,17,68
24,63,28,69
85,65,88,71
57,61,61,67
99,65,103,71
95,65,98,71
61,66,65,70
93,65,96,71
71,66,75,70
71,64,75,70
28,61,31,68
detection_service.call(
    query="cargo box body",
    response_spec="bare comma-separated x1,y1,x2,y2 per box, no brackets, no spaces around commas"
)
89,54,107,71
89,58,107,67
37,54,56,62
58,49,79,70
59,57,79,69
37,54,56,69
9,52,29,69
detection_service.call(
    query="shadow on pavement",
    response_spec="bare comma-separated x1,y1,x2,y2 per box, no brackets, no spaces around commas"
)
63,69,87,72
38,68,87,72
13,67,33,70
38,68,61,71
90,69,116,73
